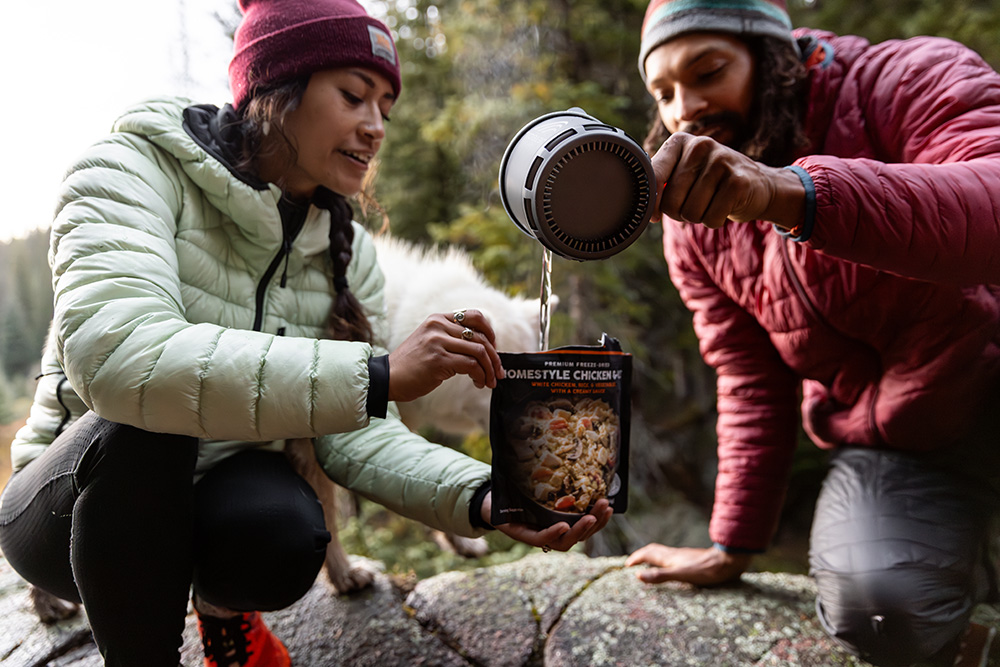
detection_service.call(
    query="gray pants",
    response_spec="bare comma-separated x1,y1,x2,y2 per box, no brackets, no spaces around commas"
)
809,447,999,666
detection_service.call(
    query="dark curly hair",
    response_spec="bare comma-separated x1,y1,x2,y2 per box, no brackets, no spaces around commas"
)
643,35,810,167
236,78,375,344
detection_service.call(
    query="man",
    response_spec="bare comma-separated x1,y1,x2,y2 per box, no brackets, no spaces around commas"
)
624,1,1000,665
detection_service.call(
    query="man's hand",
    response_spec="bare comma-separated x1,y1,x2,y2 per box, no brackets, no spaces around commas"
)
480,492,613,552
625,543,751,586
653,132,805,230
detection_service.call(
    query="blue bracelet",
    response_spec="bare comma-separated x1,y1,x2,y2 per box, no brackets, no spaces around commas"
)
713,542,765,555
773,165,816,242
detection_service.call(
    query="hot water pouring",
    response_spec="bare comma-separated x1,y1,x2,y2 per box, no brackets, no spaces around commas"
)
498,107,656,349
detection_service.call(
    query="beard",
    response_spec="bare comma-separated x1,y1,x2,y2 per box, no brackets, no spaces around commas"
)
644,36,809,167
677,111,752,152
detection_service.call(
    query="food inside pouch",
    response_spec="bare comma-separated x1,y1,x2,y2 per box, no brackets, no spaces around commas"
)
490,333,630,527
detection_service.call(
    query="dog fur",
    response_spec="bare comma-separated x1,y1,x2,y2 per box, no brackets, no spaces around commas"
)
284,437,377,594
29,585,80,624
372,234,550,435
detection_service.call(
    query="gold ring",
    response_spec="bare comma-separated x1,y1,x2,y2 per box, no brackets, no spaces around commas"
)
461,327,475,341
453,309,466,323
542,545,551,553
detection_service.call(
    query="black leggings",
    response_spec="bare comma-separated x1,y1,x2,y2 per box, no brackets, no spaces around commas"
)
0,411,331,667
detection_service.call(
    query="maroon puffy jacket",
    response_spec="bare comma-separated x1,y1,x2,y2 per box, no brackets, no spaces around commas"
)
663,30,1000,551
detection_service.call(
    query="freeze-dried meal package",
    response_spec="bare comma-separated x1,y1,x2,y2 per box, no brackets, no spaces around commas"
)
490,333,630,527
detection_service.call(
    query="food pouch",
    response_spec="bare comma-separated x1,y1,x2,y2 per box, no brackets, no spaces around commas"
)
490,333,630,527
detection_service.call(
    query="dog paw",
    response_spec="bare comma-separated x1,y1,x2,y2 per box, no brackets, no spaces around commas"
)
30,585,80,624
433,530,490,559
327,563,376,595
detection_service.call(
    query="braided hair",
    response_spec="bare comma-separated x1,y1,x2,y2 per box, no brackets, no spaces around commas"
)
643,35,809,167
313,187,374,343
236,78,374,344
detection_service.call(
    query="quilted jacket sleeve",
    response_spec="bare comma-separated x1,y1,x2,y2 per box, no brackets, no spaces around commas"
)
665,227,800,552
313,402,491,537
800,36,1000,284
48,133,375,441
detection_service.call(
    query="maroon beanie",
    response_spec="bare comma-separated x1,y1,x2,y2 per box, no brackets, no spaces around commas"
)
229,0,401,110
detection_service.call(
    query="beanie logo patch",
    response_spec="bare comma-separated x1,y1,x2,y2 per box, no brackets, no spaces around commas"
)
368,25,397,65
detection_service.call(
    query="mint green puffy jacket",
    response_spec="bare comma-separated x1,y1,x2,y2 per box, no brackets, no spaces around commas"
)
10,97,489,536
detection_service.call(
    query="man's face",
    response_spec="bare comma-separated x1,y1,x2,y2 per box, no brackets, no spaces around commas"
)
644,32,756,150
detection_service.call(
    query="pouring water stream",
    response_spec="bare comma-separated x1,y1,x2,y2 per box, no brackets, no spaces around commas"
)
539,247,553,351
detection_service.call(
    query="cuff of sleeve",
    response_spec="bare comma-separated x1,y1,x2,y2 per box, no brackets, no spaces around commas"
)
713,542,765,555
366,355,389,419
773,165,816,243
469,480,494,530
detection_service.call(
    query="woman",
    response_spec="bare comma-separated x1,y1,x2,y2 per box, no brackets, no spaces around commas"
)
0,1,611,665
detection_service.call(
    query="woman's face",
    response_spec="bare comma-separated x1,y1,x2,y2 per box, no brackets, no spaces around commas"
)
266,67,396,199
644,32,755,149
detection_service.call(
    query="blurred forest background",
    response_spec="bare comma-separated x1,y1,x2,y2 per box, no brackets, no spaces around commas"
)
3,0,1000,578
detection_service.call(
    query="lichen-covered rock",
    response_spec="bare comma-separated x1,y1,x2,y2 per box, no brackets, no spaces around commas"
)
0,552,96,667
544,567,861,666
4,551,999,666
259,565,466,667
405,553,620,665
407,568,536,666
405,554,863,667
177,558,465,667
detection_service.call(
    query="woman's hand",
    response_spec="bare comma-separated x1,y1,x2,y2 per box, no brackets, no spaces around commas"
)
653,132,805,230
387,308,505,402
480,492,613,552
625,543,751,586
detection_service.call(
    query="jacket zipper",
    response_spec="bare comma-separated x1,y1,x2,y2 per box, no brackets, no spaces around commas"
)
779,238,830,329
252,206,307,332
778,238,882,443
252,252,285,331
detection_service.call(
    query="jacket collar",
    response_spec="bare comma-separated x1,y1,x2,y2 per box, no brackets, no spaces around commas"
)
182,103,269,191
117,98,335,260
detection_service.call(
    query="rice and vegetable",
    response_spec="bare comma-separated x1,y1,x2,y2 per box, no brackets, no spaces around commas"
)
510,398,619,513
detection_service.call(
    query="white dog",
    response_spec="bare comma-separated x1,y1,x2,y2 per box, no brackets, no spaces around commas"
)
373,234,549,434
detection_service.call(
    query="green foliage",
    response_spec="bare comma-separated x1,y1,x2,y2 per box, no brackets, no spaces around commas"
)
0,369,15,425
372,0,654,246
0,307,35,378
0,231,52,384
459,430,492,465
338,496,538,580
788,0,1000,68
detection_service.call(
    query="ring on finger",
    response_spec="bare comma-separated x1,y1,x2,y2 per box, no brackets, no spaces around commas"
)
453,309,467,323
461,327,475,341
542,545,551,553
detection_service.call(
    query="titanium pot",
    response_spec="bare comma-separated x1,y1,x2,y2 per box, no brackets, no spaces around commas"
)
498,107,656,261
